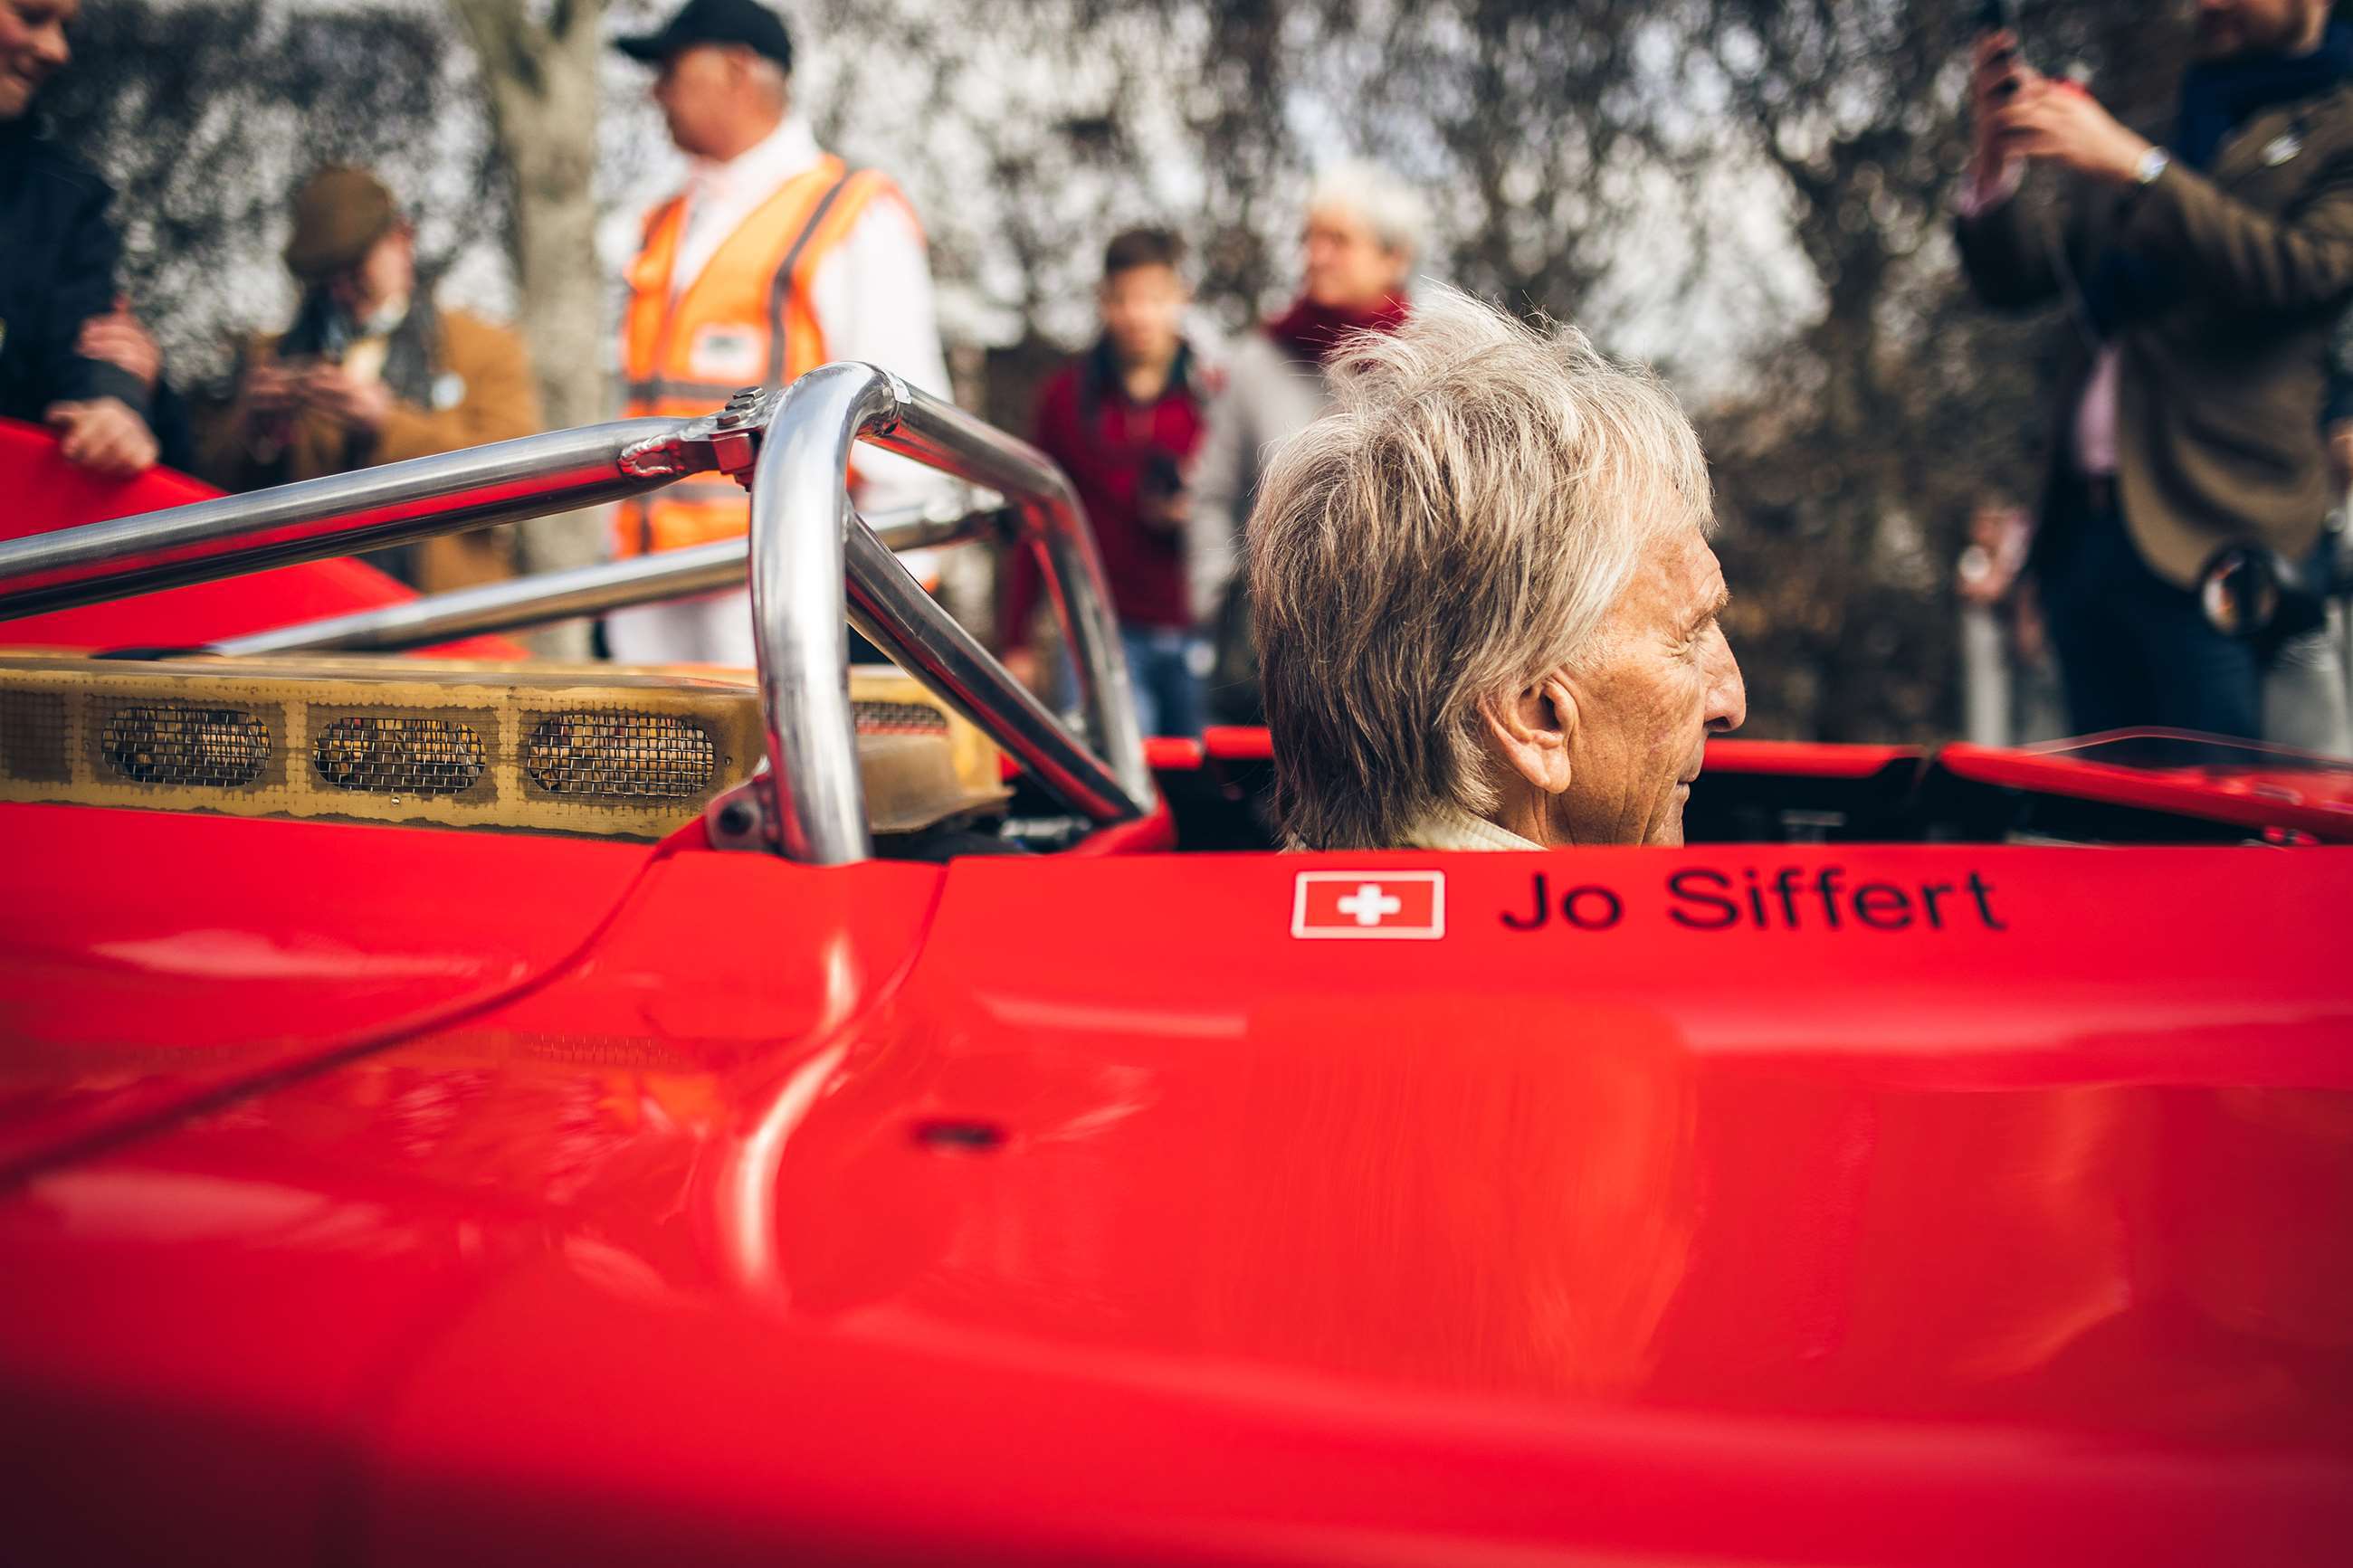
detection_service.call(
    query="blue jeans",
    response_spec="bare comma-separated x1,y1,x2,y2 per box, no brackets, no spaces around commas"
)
1124,624,1211,738
1056,625,1210,737
2041,495,2262,739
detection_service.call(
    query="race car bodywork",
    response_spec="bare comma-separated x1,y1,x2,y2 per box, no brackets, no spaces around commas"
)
0,372,2348,1567
0,418,526,660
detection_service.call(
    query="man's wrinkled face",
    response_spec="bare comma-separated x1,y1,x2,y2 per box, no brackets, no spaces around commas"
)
2195,0,2329,60
1100,262,1186,369
1302,206,1410,312
1556,527,1746,846
0,0,74,121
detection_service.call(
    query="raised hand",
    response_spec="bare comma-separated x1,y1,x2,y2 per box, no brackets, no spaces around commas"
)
1992,77,2154,187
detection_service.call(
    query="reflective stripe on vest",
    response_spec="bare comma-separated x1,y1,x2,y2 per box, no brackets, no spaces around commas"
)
623,375,749,404
616,160,892,558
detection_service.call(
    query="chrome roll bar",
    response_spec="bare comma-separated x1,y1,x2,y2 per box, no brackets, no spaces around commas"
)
0,369,1155,864
213,537,748,657
739,364,1152,863
208,499,1012,657
0,420,683,619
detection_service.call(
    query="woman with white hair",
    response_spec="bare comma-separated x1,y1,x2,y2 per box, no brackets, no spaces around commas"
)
1251,286,1748,851
1187,160,1430,721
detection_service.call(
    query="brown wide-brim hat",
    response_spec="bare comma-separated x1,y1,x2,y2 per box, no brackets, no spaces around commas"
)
284,166,398,284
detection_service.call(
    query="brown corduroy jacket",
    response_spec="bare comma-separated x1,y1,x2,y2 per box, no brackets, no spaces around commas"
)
195,306,541,592
1958,83,2353,587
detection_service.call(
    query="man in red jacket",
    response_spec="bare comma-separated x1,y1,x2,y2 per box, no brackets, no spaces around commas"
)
1002,228,1214,736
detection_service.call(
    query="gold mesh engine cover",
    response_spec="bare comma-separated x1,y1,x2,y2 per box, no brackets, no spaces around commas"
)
0,654,1005,841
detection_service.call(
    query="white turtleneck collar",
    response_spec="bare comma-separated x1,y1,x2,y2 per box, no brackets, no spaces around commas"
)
1396,804,1545,851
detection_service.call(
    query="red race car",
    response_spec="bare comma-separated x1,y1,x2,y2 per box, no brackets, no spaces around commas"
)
0,368,2348,1566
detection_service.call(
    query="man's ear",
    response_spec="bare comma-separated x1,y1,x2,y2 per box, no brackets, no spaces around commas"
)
1479,670,1580,796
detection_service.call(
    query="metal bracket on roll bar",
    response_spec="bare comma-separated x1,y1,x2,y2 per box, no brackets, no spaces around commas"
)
618,385,785,485
704,769,778,853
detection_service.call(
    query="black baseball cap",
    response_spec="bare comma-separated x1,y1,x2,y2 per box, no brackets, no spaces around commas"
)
614,0,794,70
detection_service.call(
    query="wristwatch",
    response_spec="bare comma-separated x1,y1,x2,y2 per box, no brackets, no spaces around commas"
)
2134,146,2171,187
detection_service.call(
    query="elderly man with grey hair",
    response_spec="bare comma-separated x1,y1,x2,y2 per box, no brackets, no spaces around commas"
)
1188,160,1430,722
1252,286,1747,851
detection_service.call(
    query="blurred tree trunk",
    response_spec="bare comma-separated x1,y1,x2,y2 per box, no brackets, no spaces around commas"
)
449,0,607,656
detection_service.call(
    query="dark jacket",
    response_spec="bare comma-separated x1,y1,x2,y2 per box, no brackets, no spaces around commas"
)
1001,338,1211,648
0,118,148,425
1958,83,2353,587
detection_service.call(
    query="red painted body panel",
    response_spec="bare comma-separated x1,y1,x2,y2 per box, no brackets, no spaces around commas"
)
1200,724,1273,762
1941,740,2353,841
1702,737,1917,778
0,420,525,659
0,803,653,1181
1143,735,1205,772
3,788,2348,1561
7,425,2353,1563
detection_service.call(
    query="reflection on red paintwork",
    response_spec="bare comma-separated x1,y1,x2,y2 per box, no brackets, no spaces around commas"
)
2,819,2349,1562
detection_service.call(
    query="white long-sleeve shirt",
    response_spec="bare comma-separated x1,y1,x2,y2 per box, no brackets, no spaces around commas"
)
662,113,955,517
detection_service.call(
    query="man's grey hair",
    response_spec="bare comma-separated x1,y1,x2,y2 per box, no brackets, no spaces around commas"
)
1248,284,1713,851
1310,160,1430,263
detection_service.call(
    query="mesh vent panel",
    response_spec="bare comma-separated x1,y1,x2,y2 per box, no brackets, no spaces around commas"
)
100,704,270,788
313,716,487,796
1,689,69,783
525,711,715,800
854,700,949,736
1,655,990,841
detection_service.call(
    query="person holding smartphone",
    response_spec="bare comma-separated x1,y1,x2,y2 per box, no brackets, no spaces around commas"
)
195,166,542,591
1957,0,2353,740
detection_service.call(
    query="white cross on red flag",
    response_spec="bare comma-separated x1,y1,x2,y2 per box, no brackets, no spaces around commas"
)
1291,871,1446,940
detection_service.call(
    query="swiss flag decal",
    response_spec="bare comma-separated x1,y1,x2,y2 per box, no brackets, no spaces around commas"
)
1291,870,1446,940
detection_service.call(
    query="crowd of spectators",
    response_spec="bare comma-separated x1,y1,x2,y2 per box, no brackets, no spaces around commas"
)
1955,0,2353,754
10,0,2353,752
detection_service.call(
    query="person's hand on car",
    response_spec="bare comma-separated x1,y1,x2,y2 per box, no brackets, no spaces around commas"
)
43,396,157,477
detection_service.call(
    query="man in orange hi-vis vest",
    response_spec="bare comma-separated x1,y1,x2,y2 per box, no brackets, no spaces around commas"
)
607,0,954,666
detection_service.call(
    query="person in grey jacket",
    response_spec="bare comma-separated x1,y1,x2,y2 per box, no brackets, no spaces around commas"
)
1187,161,1428,722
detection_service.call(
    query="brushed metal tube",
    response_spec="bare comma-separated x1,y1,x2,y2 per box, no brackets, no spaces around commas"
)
207,539,745,656
0,419,681,620
748,364,901,865
864,389,1153,811
207,502,1008,657
748,364,1154,860
843,525,1134,822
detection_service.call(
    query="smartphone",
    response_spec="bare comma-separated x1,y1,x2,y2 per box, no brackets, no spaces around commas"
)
1979,0,2021,101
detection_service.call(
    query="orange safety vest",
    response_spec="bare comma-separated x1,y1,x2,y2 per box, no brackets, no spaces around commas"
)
616,157,906,558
